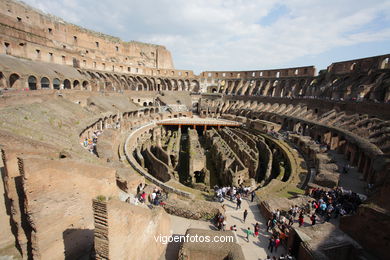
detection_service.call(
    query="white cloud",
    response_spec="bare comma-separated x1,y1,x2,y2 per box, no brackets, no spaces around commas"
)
21,0,390,73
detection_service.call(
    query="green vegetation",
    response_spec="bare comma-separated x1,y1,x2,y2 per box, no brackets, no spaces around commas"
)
96,195,106,202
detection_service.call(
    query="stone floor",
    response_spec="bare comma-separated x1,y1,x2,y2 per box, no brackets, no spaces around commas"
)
160,196,287,260
328,150,367,196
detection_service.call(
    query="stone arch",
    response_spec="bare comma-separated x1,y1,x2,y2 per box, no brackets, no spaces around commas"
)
178,79,185,91
73,80,80,89
82,81,89,90
380,58,389,69
191,80,200,92
53,78,60,90
41,77,50,89
9,73,21,89
184,79,190,91
64,79,71,89
0,72,7,89
28,75,37,90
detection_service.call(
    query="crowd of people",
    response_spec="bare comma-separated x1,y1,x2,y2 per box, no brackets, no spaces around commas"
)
82,130,101,155
213,185,254,204
212,185,296,259
136,183,166,206
309,186,362,220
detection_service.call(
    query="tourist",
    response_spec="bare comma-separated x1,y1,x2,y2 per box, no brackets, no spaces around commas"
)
267,218,272,232
151,191,156,201
275,209,280,220
298,212,304,227
236,195,242,210
230,225,237,231
287,214,294,226
243,209,248,223
310,214,317,226
222,220,226,231
136,183,143,195
268,237,275,253
254,222,260,237
140,191,146,203
245,227,253,242
275,236,281,252
251,190,255,202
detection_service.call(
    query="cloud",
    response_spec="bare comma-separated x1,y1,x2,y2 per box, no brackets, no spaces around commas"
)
21,0,390,73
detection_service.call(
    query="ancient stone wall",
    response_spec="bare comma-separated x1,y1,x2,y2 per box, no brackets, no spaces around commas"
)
187,129,207,184
205,128,249,186
0,149,18,250
178,229,245,260
94,199,170,260
143,145,174,182
339,204,390,260
3,156,118,260
219,127,258,179
0,0,174,71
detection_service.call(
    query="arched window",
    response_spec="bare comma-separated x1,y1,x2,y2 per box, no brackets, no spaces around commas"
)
41,77,50,89
28,76,37,90
9,73,20,88
381,58,389,69
53,78,60,90
82,81,89,90
63,79,71,89
73,80,80,89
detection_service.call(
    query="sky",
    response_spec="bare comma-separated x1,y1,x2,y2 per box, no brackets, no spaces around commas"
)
22,0,390,74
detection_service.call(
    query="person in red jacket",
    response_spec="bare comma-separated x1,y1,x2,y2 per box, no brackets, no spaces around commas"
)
298,212,304,227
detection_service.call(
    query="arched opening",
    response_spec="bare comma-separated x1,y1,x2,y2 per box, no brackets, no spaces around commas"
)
40,77,50,89
380,58,389,69
82,81,89,90
53,78,60,90
63,79,71,89
28,76,37,90
73,80,80,89
9,73,21,89
0,72,6,89
350,63,357,71
194,171,205,183
148,102,153,106
143,102,147,106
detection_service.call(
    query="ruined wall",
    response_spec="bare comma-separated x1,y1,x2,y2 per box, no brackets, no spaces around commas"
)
219,127,258,179
339,204,390,260
0,0,174,70
188,129,207,183
205,128,249,186
143,146,174,182
0,151,13,249
199,54,390,102
94,199,170,260
18,157,117,260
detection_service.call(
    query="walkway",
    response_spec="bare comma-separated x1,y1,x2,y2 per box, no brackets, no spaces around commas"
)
328,150,367,195
160,196,287,260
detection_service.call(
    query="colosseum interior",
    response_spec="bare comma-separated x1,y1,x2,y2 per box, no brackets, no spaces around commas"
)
0,0,389,260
